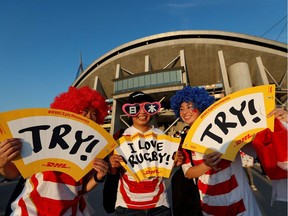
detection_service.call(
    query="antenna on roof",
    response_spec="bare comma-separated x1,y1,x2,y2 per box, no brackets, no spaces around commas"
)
76,52,84,79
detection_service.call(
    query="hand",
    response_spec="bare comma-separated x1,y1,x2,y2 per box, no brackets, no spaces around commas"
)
0,138,22,168
204,151,222,171
175,150,184,166
267,107,288,123
92,158,109,181
109,154,124,169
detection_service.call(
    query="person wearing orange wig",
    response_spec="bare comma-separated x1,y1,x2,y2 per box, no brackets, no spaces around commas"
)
0,86,110,216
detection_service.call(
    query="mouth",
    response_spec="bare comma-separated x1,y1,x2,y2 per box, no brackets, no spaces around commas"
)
137,115,148,120
182,115,192,120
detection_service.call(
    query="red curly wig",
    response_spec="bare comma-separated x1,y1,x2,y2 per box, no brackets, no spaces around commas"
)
50,86,108,124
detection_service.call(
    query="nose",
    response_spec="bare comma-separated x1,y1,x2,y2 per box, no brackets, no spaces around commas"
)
139,106,146,114
182,107,188,114
85,112,91,119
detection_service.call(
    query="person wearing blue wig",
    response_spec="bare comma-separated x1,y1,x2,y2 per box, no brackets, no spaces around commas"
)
170,86,262,216
170,86,215,119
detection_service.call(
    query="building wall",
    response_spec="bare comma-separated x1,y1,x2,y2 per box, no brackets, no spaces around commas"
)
72,30,287,135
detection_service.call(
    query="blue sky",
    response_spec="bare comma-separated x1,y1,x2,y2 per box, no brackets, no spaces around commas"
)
0,0,287,112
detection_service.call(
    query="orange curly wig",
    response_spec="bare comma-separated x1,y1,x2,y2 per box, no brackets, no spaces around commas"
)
50,86,108,124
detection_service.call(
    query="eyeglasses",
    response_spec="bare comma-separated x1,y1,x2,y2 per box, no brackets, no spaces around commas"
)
122,102,161,117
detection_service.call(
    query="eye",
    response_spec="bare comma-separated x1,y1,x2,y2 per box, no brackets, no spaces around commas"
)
81,109,88,115
91,112,97,117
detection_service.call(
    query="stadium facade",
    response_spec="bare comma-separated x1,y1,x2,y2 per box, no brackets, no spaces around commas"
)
72,30,287,135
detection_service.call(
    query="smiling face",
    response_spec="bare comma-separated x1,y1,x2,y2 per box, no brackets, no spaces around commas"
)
131,102,152,130
179,101,201,126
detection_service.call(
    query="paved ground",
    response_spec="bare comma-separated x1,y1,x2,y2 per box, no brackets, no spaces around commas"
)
251,165,287,216
1,165,287,216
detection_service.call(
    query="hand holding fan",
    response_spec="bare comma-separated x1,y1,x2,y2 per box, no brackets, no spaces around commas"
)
114,132,180,182
0,108,118,181
182,85,275,161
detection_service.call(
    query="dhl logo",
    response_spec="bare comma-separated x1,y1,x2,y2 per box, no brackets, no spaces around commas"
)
234,133,253,147
42,162,70,168
145,169,161,174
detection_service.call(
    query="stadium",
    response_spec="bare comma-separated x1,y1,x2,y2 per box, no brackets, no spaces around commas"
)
1,30,287,216
72,30,287,135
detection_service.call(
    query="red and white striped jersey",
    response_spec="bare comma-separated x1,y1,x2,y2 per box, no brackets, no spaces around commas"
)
182,150,261,216
11,171,90,216
115,126,170,210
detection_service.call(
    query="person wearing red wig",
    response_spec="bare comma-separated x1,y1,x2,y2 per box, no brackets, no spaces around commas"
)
0,86,110,216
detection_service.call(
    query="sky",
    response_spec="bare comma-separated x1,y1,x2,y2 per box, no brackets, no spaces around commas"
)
0,0,287,112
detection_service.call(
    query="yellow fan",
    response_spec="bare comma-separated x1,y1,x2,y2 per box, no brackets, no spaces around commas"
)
183,84,275,161
115,132,180,182
0,108,118,181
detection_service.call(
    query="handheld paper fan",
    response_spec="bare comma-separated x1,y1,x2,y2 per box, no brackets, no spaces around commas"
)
0,108,118,181
114,132,181,182
182,84,275,161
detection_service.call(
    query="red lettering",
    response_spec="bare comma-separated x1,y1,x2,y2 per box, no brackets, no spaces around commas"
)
234,133,253,147
44,162,54,167
42,162,70,168
145,169,160,174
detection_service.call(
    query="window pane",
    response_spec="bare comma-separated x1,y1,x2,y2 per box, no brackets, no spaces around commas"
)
176,70,182,82
115,80,122,93
144,75,150,86
163,72,170,83
133,77,139,88
139,76,144,86
123,79,127,90
170,71,176,82
151,74,157,85
157,73,164,84
128,77,133,89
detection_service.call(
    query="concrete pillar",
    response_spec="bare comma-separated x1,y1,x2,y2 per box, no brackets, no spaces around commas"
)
218,50,232,95
228,62,252,92
145,55,151,72
180,50,188,85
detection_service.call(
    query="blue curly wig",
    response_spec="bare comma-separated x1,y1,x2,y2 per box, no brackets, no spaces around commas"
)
170,86,215,118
